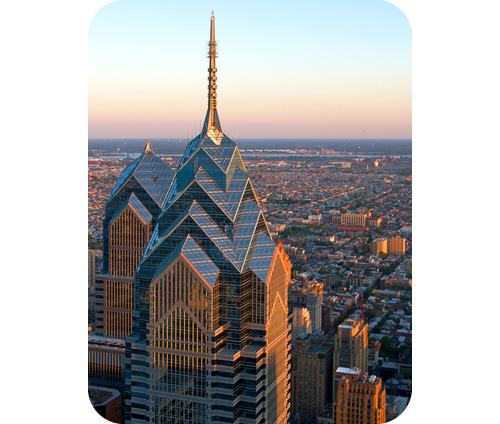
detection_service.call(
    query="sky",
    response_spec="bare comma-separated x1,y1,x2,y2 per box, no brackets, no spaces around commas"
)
88,0,411,139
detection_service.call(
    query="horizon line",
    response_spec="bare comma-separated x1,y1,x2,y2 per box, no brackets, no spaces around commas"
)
88,137,413,141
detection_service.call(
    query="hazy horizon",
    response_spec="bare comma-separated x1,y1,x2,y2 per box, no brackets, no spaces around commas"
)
88,137,412,156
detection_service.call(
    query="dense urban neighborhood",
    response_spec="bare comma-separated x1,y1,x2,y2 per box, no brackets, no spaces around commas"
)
89,150,412,423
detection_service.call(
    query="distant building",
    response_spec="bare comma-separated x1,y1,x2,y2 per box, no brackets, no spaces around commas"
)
372,289,401,299
306,294,323,333
385,395,409,422
341,212,367,227
289,281,323,314
366,216,382,227
371,238,387,256
388,236,406,255
371,236,406,256
333,318,369,375
338,225,369,232
322,304,333,334
333,368,386,424
308,214,323,225
88,385,121,424
368,340,382,369
380,275,411,290
292,307,312,340
292,337,333,423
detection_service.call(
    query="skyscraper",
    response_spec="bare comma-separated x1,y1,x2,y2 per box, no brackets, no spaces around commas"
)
96,140,175,339
124,15,291,424
333,318,368,375
89,140,175,396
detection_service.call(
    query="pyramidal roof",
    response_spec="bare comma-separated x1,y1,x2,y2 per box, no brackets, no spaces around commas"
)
140,15,278,285
108,140,175,207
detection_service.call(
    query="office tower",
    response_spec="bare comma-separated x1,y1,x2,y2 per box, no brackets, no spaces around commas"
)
125,15,291,424
291,307,312,340
333,318,368,374
306,294,322,333
291,337,333,424
97,140,175,339
332,368,386,424
89,141,175,393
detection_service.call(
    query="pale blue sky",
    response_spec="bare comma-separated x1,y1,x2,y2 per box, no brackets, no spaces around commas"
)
89,0,411,138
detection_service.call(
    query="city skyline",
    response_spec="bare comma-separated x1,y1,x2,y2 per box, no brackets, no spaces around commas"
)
89,0,411,139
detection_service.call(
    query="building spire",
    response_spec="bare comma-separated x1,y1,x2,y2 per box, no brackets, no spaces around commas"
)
202,12,222,138
144,139,154,155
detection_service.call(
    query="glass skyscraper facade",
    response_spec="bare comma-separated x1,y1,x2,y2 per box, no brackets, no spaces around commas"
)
91,14,291,424
89,140,176,394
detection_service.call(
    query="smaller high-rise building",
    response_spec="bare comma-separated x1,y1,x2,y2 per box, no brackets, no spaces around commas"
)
292,307,312,340
291,337,333,424
333,318,368,374
306,294,322,333
332,367,386,424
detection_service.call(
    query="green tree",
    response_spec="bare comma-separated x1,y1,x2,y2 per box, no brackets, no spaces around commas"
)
401,369,412,379
365,310,376,322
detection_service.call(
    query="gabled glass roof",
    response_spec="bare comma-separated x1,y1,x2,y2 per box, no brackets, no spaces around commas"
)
110,193,153,225
108,150,175,207
108,155,142,200
143,223,159,256
194,168,233,218
144,200,243,270
152,237,186,282
233,200,262,263
180,235,220,287
151,234,220,287
188,201,242,268
201,135,237,172
226,168,250,217
244,232,277,283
